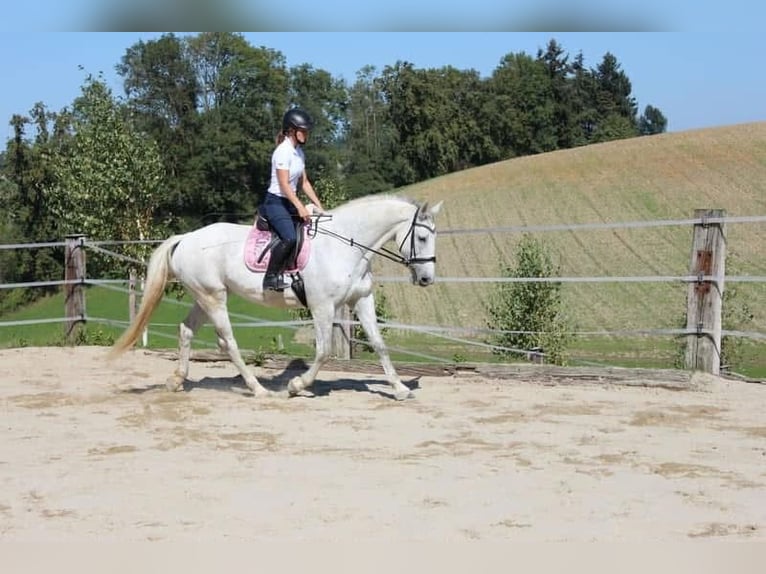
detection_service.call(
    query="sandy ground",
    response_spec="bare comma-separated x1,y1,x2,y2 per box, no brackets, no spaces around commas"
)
0,345,765,542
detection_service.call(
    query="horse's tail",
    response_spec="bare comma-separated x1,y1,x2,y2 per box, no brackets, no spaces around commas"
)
108,234,186,360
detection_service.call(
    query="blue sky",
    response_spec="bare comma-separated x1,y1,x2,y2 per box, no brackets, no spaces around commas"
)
2,32,764,141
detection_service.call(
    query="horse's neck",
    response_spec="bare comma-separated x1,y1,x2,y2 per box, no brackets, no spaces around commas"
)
330,199,412,251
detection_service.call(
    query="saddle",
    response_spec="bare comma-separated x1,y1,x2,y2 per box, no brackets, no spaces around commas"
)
244,215,311,274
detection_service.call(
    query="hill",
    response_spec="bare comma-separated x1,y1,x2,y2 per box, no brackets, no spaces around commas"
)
377,122,766,344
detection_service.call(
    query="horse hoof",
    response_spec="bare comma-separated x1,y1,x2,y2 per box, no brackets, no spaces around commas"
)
166,376,184,392
394,389,414,401
245,381,270,397
287,376,304,396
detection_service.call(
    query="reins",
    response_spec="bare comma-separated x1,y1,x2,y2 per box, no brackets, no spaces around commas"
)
308,209,436,267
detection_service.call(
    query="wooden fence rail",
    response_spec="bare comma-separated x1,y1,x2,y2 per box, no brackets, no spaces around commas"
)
60,210,734,373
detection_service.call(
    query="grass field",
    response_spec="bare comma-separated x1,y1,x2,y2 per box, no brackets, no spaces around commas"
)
379,122,766,377
0,286,312,357
2,123,765,378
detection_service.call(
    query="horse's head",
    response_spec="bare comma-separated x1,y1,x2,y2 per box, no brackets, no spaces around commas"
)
396,200,443,287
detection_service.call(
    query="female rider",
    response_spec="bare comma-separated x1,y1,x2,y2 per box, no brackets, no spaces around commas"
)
258,108,324,291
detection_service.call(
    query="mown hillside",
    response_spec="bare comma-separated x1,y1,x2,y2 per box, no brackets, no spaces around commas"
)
377,122,766,337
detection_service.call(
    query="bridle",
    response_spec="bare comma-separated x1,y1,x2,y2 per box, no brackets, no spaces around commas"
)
310,208,436,268
396,209,437,266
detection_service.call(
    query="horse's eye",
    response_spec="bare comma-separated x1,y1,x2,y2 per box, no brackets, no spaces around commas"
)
418,235,427,243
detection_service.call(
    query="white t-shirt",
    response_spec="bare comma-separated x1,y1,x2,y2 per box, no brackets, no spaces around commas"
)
266,138,305,197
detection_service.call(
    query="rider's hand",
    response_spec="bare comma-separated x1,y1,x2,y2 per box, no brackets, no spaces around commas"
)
297,204,311,222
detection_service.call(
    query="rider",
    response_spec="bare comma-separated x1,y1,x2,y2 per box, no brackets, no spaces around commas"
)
259,108,324,291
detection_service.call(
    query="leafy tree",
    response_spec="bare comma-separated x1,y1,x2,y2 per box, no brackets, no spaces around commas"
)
117,33,200,221
343,65,399,196
591,113,639,143
720,253,755,373
0,177,30,313
201,33,288,219
118,32,289,226
1,108,64,311
380,62,495,183
288,63,349,203
485,235,570,365
486,52,558,158
44,74,168,278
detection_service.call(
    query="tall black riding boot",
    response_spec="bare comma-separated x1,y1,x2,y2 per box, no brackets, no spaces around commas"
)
263,239,293,291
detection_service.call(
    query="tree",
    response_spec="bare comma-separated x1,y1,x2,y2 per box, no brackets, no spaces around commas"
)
1,108,64,310
485,235,570,365
567,51,601,145
719,253,755,374
288,63,349,198
343,65,400,196
44,75,168,278
590,52,639,141
117,32,290,226
537,38,574,150
117,33,200,220
486,52,558,158
638,105,668,135
380,62,495,184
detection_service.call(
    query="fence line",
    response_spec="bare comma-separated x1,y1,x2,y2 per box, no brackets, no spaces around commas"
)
4,213,766,251
4,274,765,292
439,214,766,236
2,212,765,372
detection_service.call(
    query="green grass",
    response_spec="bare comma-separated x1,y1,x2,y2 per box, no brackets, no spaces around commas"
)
2,286,764,379
0,285,314,357
354,328,766,379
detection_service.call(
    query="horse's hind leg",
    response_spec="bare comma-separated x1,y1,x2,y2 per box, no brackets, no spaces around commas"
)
168,302,207,391
353,293,413,400
202,293,270,398
287,303,334,396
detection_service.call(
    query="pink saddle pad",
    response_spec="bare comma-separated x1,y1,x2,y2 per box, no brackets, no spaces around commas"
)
244,224,311,273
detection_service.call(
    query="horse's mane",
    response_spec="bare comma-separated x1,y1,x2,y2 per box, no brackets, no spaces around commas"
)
330,193,417,214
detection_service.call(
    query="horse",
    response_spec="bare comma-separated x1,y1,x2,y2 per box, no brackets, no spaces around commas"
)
108,194,443,400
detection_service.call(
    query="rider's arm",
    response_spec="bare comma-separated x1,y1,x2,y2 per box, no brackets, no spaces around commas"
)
299,171,324,212
277,169,311,219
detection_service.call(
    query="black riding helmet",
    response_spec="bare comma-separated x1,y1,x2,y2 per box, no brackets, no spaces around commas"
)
282,108,314,133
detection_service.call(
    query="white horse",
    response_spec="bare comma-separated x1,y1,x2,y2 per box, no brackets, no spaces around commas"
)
109,194,443,400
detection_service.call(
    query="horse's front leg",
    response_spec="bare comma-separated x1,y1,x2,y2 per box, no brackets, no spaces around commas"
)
288,303,334,396
353,293,413,400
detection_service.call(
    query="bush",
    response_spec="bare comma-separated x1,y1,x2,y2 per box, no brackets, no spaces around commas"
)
485,234,570,365
720,253,754,373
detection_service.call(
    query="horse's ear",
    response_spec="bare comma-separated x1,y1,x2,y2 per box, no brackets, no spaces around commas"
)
428,200,443,217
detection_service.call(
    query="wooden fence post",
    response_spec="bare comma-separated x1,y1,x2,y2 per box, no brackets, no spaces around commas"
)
128,269,137,325
331,305,352,359
64,234,86,343
129,269,149,347
684,209,726,374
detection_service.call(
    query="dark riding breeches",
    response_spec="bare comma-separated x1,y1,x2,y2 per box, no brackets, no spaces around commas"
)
259,193,298,247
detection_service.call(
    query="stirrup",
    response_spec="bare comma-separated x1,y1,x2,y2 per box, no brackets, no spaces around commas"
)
263,274,289,292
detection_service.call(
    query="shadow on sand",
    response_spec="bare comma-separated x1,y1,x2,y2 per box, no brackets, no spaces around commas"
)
120,357,420,401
